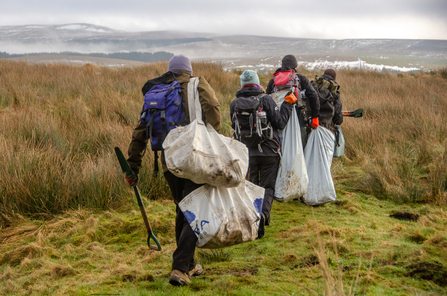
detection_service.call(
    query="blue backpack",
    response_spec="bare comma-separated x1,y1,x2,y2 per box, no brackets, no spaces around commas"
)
140,79,186,175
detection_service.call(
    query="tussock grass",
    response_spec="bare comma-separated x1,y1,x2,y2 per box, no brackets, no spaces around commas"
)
1,59,447,294
1,60,447,220
0,60,238,219
333,69,447,204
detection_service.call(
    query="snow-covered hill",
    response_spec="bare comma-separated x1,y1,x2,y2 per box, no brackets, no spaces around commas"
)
1,23,446,71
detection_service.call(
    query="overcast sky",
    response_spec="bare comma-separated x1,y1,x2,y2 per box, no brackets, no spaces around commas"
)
1,0,446,39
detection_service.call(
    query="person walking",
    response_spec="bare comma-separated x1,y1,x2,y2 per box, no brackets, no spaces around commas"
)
126,54,221,286
266,54,320,148
312,69,343,134
230,70,296,239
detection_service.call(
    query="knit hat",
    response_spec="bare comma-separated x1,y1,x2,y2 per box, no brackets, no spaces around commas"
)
168,54,192,74
240,70,260,87
324,69,336,80
282,54,298,69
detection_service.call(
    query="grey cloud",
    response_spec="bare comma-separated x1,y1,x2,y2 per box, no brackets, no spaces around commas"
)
0,0,446,39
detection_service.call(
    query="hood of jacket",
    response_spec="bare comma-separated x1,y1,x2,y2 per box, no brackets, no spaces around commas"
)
236,86,264,98
274,66,296,73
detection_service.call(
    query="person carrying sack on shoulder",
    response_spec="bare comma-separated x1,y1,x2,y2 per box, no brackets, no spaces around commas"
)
126,54,221,287
312,69,343,134
266,54,320,148
230,70,296,239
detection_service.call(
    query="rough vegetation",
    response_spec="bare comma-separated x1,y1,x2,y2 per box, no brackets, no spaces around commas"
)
1,59,447,295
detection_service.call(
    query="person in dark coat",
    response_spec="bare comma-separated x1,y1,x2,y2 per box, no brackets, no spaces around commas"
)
230,70,297,239
312,69,343,134
266,54,320,148
126,55,221,287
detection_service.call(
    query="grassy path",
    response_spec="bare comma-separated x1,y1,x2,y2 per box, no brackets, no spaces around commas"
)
1,166,446,295
1,61,447,295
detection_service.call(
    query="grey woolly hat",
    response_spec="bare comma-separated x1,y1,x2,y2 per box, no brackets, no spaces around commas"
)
240,70,260,87
168,54,192,74
282,54,298,69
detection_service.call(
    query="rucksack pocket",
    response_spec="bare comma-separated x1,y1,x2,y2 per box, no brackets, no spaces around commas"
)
273,70,295,87
232,95,273,149
140,80,184,151
240,130,264,149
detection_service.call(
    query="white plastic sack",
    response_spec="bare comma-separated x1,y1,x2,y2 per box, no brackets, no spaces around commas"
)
179,180,265,249
274,105,308,202
270,89,289,106
270,89,289,143
163,121,248,187
333,125,345,158
303,126,336,205
163,78,249,187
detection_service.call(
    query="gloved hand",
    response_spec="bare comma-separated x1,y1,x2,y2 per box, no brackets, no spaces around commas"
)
284,91,297,104
310,117,319,129
125,172,139,187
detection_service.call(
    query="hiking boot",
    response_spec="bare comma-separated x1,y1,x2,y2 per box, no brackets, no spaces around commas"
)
188,264,203,278
257,215,265,239
169,270,191,286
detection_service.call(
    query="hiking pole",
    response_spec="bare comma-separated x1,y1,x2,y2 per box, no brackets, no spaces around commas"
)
114,147,162,251
342,108,364,118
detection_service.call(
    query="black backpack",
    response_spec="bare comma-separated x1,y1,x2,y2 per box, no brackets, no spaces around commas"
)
231,95,273,149
312,75,340,129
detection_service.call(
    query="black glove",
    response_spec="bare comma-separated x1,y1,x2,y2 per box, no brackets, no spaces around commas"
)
125,172,138,187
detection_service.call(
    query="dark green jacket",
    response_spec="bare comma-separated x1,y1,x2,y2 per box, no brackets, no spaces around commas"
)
127,70,221,173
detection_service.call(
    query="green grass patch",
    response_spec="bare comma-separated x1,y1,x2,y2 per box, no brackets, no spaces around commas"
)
1,184,447,295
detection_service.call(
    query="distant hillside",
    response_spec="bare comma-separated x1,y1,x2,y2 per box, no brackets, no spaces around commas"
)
0,23,213,52
1,23,446,70
0,51,174,63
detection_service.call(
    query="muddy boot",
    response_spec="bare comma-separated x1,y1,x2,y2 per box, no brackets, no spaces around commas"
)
257,215,265,239
169,270,191,286
188,264,203,278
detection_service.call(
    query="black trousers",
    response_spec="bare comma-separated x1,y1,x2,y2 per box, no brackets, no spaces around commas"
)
164,170,202,273
248,155,280,225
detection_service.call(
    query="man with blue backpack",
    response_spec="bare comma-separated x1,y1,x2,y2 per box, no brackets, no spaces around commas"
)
126,54,221,286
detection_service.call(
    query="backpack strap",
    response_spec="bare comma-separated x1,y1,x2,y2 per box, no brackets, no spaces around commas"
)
187,77,202,123
334,127,340,148
160,110,167,145
152,151,159,178
232,110,241,140
145,109,157,141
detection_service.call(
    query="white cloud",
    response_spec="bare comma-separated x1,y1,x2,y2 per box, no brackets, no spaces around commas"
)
0,0,446,39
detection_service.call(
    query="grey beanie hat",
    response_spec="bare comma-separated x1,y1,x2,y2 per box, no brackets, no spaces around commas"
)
168,54,192,74
240,70,260,87
282,54,298,69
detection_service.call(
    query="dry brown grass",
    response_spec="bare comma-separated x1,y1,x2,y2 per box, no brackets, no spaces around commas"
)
1,59,447,224
312,225,374,296
0,60,238,220
311,67,447,204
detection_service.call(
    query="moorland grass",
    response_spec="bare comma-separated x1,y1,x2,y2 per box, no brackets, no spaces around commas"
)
0,60,239,219
1,187,446,295
1,60,447,294
1,61,446,219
